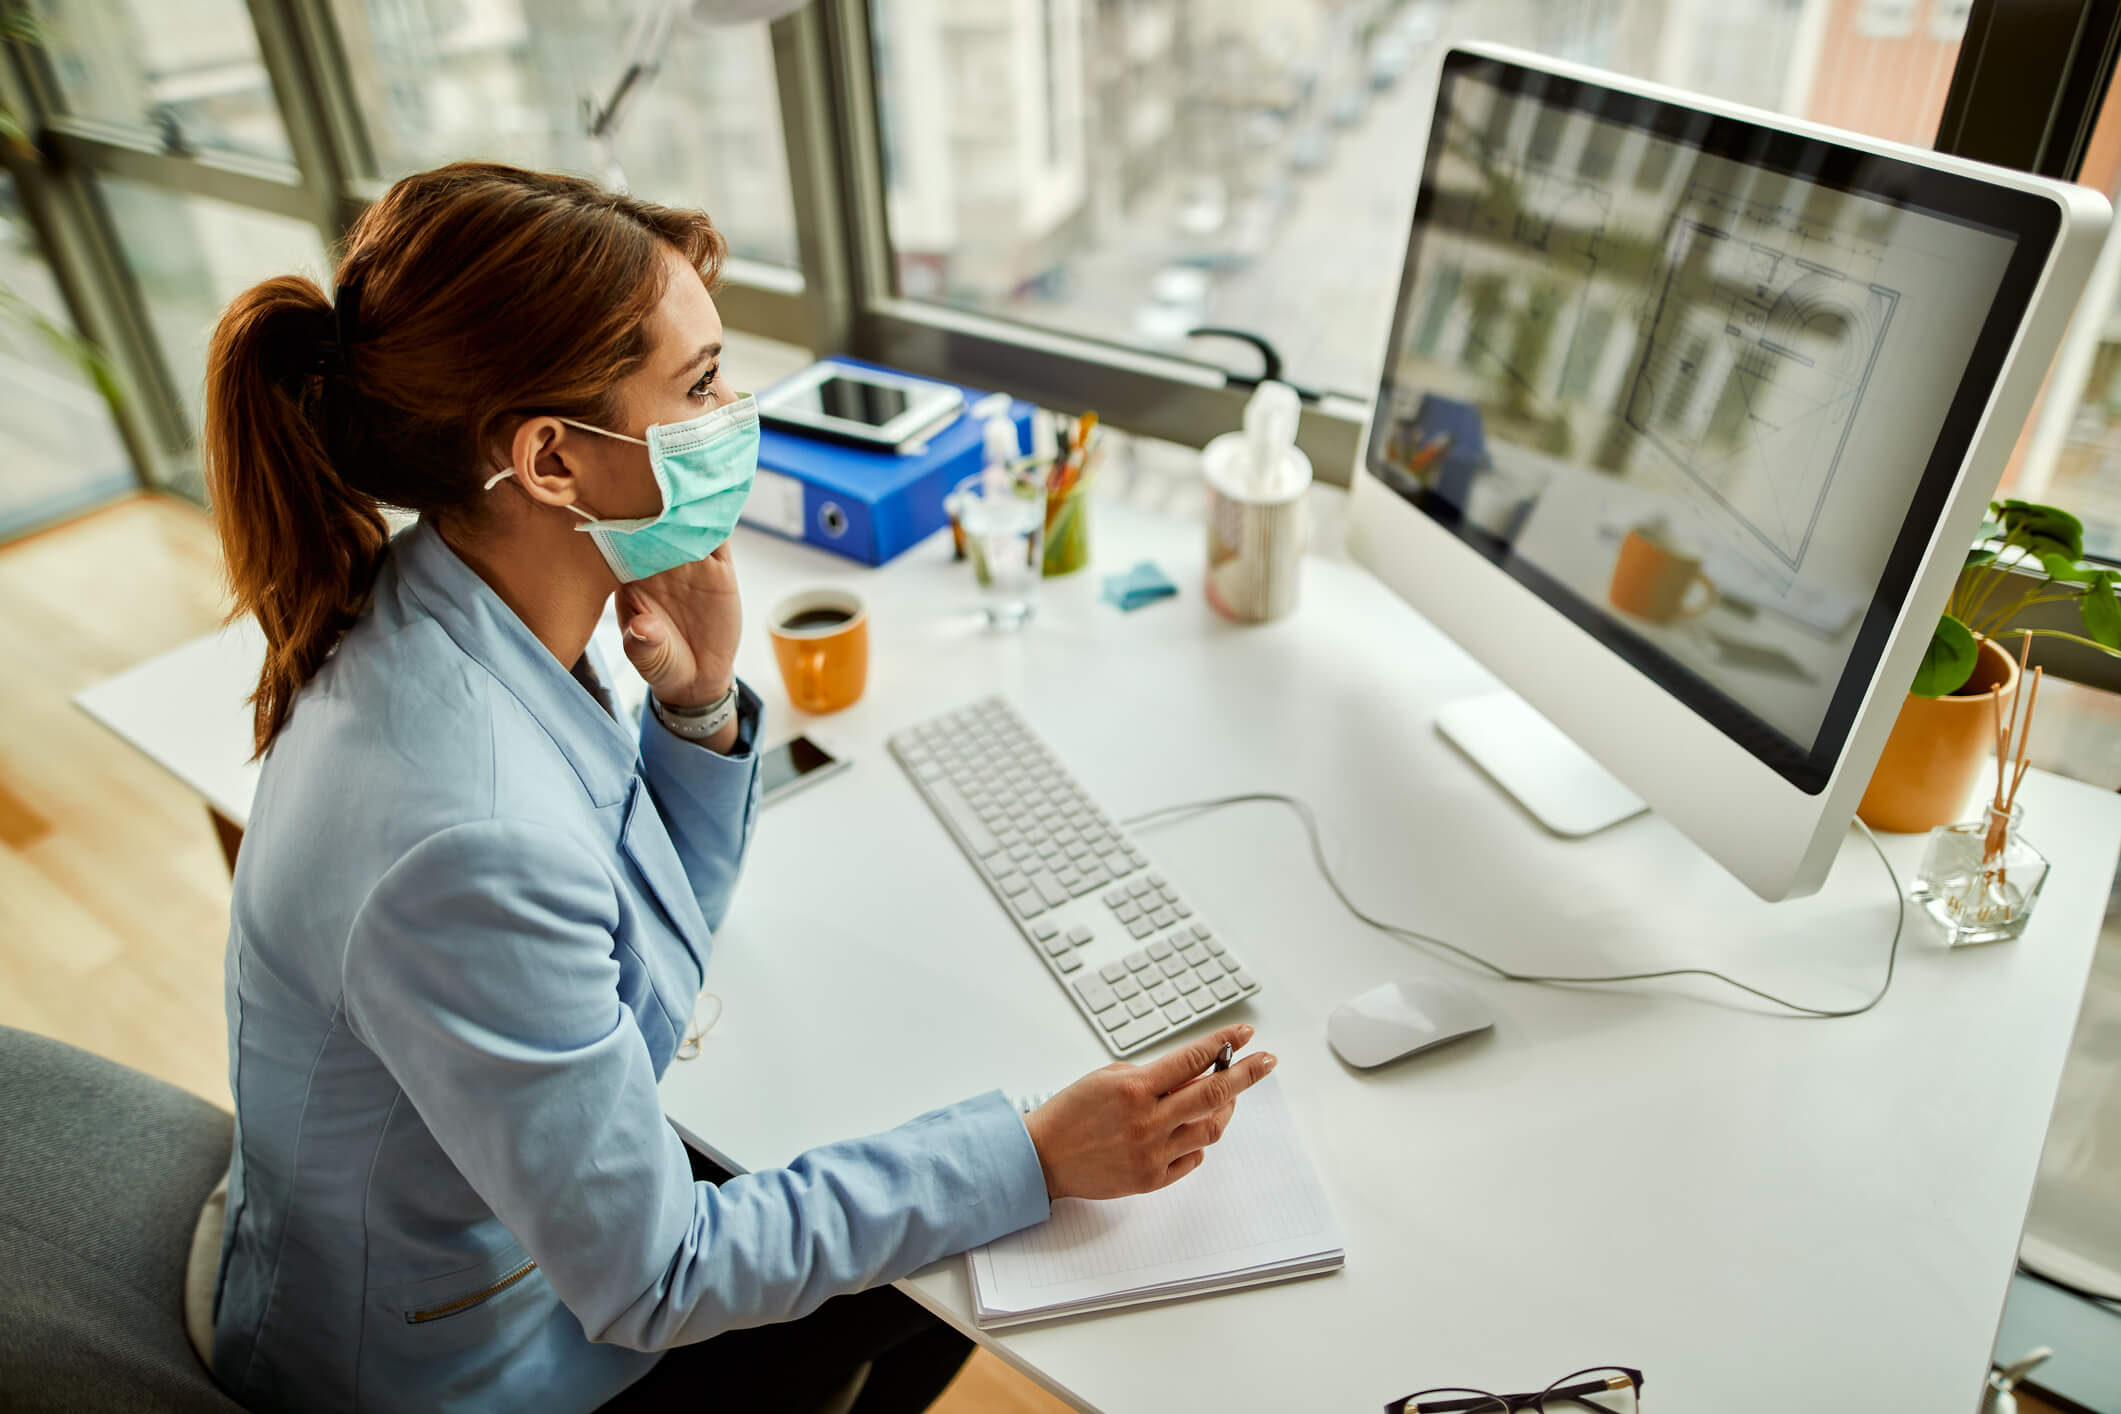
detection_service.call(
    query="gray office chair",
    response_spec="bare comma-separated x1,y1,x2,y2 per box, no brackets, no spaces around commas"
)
0,1025,243,1413
0,1027,870,1414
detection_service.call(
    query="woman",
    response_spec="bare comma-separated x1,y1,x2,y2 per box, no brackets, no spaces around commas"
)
201,162,1273,1414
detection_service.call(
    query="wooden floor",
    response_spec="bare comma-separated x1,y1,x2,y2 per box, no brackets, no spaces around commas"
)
0,492,1067,1413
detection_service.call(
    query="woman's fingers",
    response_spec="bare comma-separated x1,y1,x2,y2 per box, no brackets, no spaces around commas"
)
1156,1148,1206,1189
1137,1024,1253,1096
1163,1050,1275,1125
1166,1104,1236,1160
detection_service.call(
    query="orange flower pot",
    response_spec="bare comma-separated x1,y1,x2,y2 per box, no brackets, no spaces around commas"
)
1856,636,2021,834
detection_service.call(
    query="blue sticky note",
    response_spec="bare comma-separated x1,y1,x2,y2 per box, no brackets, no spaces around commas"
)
1101,561,1178,611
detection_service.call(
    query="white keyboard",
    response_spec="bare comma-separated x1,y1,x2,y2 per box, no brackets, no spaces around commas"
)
890,697,1260,1057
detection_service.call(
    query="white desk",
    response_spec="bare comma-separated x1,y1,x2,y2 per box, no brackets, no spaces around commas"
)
79,499,2121,1413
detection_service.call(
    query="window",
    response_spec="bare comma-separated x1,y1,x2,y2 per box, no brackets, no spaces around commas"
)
99,179,329,432
865,0,1964,402
329,0,800,269
31,0,295,164
0,178,133,537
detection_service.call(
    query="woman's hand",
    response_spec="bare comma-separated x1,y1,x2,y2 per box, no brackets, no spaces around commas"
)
618,540,742,709
1022,1024,1275,1201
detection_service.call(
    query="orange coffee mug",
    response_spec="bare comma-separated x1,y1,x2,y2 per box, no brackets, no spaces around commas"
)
769,588,868,714
1609,527,1716,624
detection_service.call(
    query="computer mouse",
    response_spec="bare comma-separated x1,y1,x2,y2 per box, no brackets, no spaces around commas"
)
1327,977,1494,1068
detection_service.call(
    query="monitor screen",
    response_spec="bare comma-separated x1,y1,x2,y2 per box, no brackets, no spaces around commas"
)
1368,54,2057,793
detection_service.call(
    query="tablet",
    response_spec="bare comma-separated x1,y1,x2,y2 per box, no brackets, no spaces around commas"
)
757,361,965,450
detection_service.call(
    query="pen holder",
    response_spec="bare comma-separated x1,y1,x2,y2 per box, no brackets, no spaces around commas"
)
1043,478,1092,577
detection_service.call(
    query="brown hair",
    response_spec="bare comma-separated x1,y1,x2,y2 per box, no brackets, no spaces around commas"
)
204,162,726,756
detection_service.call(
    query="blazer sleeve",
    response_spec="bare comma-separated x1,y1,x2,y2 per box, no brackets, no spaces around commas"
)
636,680,764,932
341,817,1050,1352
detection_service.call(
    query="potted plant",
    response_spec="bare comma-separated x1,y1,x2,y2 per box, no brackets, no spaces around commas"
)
1858,500,2121,832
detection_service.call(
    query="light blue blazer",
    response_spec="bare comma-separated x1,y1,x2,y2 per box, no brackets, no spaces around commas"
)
212,521,1049,1413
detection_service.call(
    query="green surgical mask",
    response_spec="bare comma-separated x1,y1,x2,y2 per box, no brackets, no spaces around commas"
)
485,393,759,583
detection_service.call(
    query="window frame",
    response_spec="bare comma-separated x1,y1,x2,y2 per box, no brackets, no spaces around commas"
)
3,0,2118,507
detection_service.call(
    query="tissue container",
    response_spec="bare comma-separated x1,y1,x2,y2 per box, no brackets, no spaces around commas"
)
1202,433,1309,623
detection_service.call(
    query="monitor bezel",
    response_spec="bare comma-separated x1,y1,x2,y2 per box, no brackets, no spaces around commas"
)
1365,48,2063,796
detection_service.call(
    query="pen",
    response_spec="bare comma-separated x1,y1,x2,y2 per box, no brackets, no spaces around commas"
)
1212,1042,1233,1073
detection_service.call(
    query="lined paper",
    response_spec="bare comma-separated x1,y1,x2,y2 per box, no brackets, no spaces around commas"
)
973,1075,1343,1325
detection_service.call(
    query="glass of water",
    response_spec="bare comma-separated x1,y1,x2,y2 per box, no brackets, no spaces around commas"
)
951,469,1046,630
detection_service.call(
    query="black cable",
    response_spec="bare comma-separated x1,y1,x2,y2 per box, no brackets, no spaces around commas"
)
2017,1260,2121,1311
1125,792,1905,1019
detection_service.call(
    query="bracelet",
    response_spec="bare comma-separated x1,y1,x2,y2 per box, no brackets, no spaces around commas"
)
652,682,739,741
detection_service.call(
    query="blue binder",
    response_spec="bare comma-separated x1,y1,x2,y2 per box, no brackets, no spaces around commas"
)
741,358,1036,567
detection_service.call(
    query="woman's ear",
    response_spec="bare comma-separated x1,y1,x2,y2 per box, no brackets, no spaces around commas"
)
501,416,586,513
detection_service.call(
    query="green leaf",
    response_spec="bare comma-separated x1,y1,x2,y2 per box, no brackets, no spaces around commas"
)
1997,500,2086,561
1975,518,2004,542
2038,551,2103,584
1965,546,1998,570
2084,577,2121,651
1912,615,1980,697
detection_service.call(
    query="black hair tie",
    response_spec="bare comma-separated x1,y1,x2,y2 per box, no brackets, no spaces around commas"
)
311,275,365,382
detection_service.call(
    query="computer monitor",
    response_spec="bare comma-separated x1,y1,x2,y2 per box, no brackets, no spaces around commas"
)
1349,43,2109,901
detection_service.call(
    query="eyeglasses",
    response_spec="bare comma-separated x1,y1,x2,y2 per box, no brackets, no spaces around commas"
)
1387,1366,1643,1414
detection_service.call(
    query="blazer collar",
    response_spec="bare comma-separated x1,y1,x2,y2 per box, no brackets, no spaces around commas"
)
392,519,636,808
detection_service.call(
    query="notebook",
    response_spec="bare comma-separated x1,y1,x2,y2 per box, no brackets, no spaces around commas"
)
970,1074,1345,1328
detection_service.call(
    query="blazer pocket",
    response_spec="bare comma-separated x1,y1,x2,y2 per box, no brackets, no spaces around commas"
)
403,1257,538,1325
620,777,711,975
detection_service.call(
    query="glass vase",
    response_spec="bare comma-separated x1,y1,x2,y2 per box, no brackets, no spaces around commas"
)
1908,804,2049,947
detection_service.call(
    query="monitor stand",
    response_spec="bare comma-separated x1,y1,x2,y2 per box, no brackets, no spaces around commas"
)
1436,691,1647,837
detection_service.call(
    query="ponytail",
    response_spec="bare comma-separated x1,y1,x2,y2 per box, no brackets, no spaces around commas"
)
204,275,389,758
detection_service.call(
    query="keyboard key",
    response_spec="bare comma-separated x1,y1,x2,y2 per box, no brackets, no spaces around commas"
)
1173,900,1193,918
1101,1007,1129,1032
1128,879,1154,898
1102,888,1127,908
1126,995,1155,1018
1055,868,1083,890
1127,918,1154,939
1040,934,1071,957
1066,925,1093,946
1189,991,1218,1014
1030,874,1068,908
1124,950,1151,971
1209,977,1238,1001
1113,901,1141,923
1233,970,1257,990
1010,892,1044,919
1105,855,1135,878
1030,920,1059,940
1113,976,1142,1000
1174,972,1201,994
1100,963,1126,984
1193,923,1213,940
1113,1016,1167,1050
1146,940,1174,961
1178,944,1206,967
1147,873,1166,888
1159,957,1188,979
1163,1002,1192,1025
1206,937,1227,956
1002,874,1032,896
1058,953,1083,973
1077,866,1111,891
1148,907,1175,930
1076,979,1117,1013
988,857,1019,879
1193,957,1223,981
1149,982,1177,1006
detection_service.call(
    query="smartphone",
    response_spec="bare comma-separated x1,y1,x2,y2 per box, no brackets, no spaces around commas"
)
759,734,851,806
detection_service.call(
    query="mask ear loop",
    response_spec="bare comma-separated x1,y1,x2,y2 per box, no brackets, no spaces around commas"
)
481,466,597,522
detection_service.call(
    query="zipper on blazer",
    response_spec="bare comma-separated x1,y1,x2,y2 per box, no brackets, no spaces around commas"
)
403,1259,538,1324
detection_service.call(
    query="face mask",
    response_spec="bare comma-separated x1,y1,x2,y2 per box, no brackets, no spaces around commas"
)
484,393,759,583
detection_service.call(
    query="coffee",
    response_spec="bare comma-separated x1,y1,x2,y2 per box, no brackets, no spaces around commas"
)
780,607,854,633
